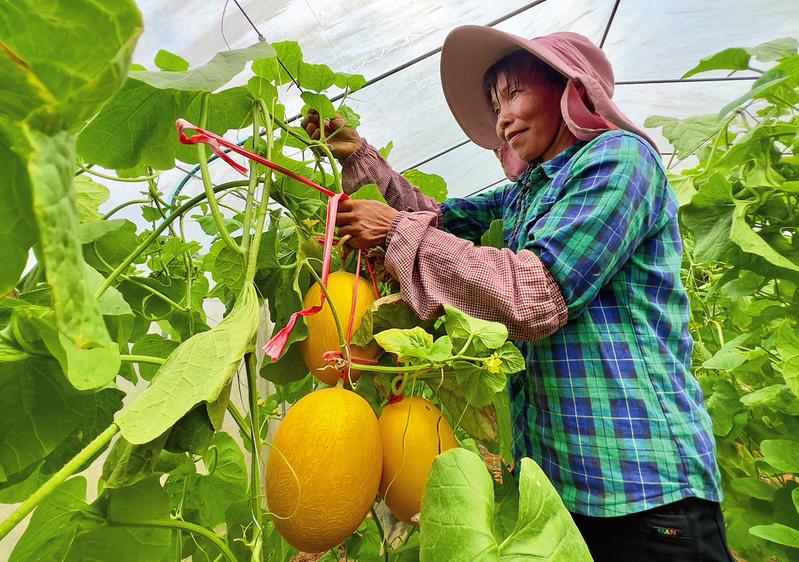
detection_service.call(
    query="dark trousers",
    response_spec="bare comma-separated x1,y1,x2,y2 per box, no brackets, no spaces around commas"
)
570,497,735,562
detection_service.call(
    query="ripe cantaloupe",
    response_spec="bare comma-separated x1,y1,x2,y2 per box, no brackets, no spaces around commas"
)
299,270,379,386
378,396,458,524
265,387,383,553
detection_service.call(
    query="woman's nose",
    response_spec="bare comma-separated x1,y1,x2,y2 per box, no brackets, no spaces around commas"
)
496,106,512,138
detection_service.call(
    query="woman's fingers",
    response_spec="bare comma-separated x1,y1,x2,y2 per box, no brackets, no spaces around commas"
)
335,211,354,227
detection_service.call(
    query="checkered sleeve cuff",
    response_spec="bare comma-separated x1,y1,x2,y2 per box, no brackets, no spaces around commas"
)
384,211,568,341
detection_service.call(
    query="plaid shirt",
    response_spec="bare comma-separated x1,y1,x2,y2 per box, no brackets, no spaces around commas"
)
341,131,721,516
441,131,721,516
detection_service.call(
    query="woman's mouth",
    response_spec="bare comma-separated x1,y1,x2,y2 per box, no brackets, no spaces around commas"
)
506,129,524,144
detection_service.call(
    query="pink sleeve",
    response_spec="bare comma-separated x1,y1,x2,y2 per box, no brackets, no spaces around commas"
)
341,140,442,215
383,211,569,342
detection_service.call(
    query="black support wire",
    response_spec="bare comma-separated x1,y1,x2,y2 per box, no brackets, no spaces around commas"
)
210,0,761,201
600,0,622,49
231,0,264,41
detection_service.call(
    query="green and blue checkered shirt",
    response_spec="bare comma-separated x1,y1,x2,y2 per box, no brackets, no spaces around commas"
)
441,131,722,516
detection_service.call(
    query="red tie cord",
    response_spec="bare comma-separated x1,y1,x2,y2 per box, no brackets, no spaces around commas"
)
176,119,336,197
363,256,381,300
175,119,346,361
318,237,381,301
176,120,387,367
262,192,346,361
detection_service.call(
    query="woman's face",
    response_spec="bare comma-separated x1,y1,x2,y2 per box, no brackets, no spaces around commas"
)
491,67,564,163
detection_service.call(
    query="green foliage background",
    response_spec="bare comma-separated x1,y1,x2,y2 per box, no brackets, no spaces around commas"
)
645,37,799,560
1,1,798,560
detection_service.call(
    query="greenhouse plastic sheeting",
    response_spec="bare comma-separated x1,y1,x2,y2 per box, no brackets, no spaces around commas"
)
105,0,799,209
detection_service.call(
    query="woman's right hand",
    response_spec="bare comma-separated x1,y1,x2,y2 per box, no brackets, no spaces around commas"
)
301,109,363,161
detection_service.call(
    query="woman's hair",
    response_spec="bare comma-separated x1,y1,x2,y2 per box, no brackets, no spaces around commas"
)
482,49,566,107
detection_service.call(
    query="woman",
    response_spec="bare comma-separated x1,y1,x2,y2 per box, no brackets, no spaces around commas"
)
303,26,732,561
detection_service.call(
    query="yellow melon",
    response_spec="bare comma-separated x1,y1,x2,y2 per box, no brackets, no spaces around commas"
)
299,270,379,385
265,387,383,553
378,397,458,524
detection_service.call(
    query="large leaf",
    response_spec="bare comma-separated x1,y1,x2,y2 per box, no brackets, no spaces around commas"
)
77,43,274,170
74,176,110,222
705,378,742,437
116,284,259,444
9,477,90,561
760,439,799,473
402,169,449,203
132,43,274,90
702,332,752,371
130,333,180,381
432,377,499,443
419,448,499,560
644,114,722,158
26,128,120,389
777,323,799,398
442,304,508,356
0,358,121,486
682,47,751,78
11,476,174,561
749,38,799,62
749,523,799,548
0,0,140,296
498,458,593,560
0,123,36,296
0,0,142,131
681,174,736,263
351,293,432,348
419,448,592,561
163,432,248,528
717,76,790,118
731,201,799,272
102,432,170,489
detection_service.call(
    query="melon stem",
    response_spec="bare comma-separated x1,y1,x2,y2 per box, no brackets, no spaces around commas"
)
245,351,264,562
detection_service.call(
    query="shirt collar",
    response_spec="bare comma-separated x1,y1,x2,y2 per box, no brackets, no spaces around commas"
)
517,141,586,186
538,141,586,178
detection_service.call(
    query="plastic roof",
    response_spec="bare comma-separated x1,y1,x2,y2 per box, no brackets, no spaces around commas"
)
125,0,798,202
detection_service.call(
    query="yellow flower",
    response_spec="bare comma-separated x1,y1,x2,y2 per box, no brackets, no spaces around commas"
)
485,354,503,374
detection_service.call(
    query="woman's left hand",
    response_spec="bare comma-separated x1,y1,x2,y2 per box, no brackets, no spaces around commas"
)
335,199,398,249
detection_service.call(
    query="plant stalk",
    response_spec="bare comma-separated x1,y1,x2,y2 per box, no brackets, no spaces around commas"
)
107,518,236,562
245,352,264,562
94,181,251,299
197,93,243,256
226,403,253,443
0,423,119,540
76,164,161,183
120,354,166,365
102,199,151,220
245,102,275,286
240,106,261,258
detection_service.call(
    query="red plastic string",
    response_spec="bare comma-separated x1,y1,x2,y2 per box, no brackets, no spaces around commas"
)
175,119,381,367
176,119,336,197
346,250,362,342
263,192,346,361
364,256,381,300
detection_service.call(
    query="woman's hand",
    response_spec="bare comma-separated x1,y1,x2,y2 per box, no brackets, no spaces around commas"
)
301,110,363,161
336,199,398,249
